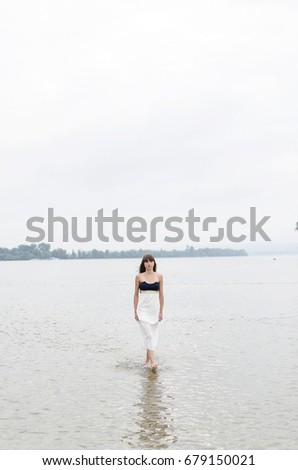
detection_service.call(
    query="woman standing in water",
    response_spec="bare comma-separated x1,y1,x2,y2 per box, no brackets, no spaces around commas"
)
134,254,164,372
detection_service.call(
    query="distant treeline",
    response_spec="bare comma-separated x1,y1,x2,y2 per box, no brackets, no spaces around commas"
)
0,243,248,261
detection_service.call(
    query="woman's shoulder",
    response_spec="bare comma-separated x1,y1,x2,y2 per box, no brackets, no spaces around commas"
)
157,273,163,281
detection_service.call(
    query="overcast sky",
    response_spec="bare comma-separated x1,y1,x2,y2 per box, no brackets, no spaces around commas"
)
1,0,297,252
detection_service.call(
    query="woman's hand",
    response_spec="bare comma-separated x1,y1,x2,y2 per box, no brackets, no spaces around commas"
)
134,312,139,321
158,312,163,321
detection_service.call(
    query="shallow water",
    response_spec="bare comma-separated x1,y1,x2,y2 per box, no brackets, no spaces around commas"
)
0,256,297,449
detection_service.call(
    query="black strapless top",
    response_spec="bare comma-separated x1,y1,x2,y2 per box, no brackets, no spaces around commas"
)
139,281,160,291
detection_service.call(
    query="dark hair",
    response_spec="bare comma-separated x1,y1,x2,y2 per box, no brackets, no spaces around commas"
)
139,254,157,273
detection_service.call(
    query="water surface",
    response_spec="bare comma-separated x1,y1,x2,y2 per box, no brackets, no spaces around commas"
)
0,256,297,449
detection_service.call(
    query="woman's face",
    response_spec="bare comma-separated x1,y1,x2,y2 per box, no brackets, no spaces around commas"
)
144,259,154,271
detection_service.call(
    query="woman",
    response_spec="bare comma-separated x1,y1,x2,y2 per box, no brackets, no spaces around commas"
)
134,254,164,371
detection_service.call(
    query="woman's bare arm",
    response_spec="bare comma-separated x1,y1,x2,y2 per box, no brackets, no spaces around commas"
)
134,275,140,320
158,274,164,320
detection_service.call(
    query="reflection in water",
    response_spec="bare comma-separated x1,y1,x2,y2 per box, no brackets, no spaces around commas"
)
135,370,177,449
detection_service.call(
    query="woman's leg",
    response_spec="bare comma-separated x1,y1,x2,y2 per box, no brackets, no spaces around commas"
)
148,349,157,370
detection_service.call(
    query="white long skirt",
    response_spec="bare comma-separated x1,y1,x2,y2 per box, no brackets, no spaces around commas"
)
137,291,159,351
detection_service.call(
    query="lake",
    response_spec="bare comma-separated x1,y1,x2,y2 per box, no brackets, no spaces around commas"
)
0,255,297,449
